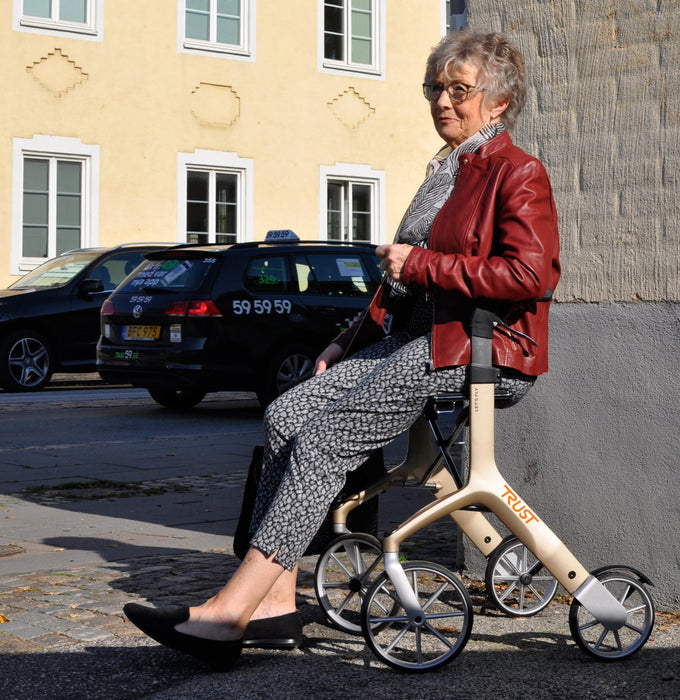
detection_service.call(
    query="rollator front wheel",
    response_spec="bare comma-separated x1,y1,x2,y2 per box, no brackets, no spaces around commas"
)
485,535,559,616
568,568,655,660
314,533,385,634
361,560,473,672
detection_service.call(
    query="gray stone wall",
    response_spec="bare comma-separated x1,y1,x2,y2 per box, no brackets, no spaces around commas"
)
469,0,679,302
458,2,679,609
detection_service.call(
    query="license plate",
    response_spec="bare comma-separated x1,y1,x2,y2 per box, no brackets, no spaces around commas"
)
123,325,161,340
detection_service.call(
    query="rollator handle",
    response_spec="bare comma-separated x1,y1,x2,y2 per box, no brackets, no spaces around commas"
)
469,291,552,383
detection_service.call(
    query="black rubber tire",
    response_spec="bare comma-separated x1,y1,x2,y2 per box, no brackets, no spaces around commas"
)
256,345,316,406
0,329,54,392
568,568,654,661
147,387,207,409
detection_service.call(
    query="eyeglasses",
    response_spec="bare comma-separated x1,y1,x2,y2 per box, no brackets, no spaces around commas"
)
422,82,482,103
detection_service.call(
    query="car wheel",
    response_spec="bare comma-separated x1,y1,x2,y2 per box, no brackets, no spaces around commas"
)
257,345,316,406
0,329,54,392
147,387,207,409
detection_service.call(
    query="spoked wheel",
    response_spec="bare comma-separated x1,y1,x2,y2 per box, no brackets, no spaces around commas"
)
485,535,559,616
569,568,655,660
314,533,385,634
361,560,473,672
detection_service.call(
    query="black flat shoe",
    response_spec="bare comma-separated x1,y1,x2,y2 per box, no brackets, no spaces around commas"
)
123,603,242,670
243,612,303,649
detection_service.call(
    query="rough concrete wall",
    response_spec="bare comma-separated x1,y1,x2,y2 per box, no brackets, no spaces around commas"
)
463,302,680,609
468,0,680,302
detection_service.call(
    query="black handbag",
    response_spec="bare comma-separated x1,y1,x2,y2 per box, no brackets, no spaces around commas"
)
233,446,384,560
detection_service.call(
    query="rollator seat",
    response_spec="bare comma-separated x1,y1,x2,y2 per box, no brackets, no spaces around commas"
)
427,389,514,416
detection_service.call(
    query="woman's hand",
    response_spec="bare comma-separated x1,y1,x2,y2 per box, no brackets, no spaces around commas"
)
376,243,413,282
314,342,344,376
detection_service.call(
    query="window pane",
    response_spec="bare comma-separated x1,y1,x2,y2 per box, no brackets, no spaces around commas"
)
187,169,209,234
327,182,343,240
57,160,81,193
244,257,289,292
216,173,236,203
353,0,371,10
22,227,49,257
216,173,237,237
57,194,81,227
187,0,209,10
186,10,210,41
23,193,49,225
218,0,240,15
216,203,236,235
305,254,374,297
352,183,371,213
352,213,371,241
56,227,80,254
324,2,344,32
24,158,49,191
351,37,372,64
24,0,51,18
324,2,344,60
187,232,209,245
352,9,371,36
216,16,240,45
352,184,372,241
324,34,344,61
187,202,208,235
187,170,209,200
60,0,87,23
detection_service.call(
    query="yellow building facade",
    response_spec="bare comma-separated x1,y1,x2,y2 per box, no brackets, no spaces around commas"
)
1,1,456,287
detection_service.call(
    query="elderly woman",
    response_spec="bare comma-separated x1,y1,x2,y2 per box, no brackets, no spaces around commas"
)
124,29,560,669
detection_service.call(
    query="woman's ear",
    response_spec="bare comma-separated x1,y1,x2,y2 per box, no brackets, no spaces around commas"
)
490,97,510,120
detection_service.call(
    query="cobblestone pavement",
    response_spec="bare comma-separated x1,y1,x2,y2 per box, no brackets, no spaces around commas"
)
1,541,679,700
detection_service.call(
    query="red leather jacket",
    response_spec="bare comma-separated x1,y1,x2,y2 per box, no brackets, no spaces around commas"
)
337,131,560,376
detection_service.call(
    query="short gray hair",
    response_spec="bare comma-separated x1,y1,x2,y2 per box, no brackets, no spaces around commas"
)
425,30,527,130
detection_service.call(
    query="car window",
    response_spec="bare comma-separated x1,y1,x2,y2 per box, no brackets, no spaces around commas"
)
244,256,290,292
294,254,378,297
89,252,147,292
118,256,216,293
9,252,97,289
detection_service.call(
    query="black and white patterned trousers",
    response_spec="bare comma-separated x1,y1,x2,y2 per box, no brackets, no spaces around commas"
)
249,332,533,570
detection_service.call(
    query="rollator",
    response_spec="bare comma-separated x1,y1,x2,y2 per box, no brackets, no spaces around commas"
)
346,303,655,671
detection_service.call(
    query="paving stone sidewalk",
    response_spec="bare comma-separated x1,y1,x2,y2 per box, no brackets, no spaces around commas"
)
1,543,679,700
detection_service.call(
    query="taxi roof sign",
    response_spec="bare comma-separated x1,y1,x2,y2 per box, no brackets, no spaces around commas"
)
265,229,299,242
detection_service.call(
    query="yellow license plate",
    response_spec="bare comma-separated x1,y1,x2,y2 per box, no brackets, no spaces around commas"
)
123,325,161,340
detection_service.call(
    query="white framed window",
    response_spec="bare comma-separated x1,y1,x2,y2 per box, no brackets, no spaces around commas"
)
320,0,385,78
319,163,384,244
14,0,103,41
178,150,253,244
11,135,100,275
179,0,255,60
443,0,467,34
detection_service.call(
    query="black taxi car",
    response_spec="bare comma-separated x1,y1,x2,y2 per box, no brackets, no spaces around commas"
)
96,232,382,407
0,243,170,392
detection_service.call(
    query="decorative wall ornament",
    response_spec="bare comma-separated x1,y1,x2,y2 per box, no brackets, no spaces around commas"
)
191,83,240,127
27,48,88,97
328,87,375,129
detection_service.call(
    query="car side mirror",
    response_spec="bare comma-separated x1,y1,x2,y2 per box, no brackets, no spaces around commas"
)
79,278,105,296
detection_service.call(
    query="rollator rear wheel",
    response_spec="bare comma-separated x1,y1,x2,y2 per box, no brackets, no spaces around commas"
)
361,560,473,672
485,535,559,616
314,533,385,634
568,568,655,660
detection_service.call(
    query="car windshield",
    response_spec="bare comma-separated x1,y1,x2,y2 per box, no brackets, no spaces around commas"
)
118,255,216,293
9,251,101,289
